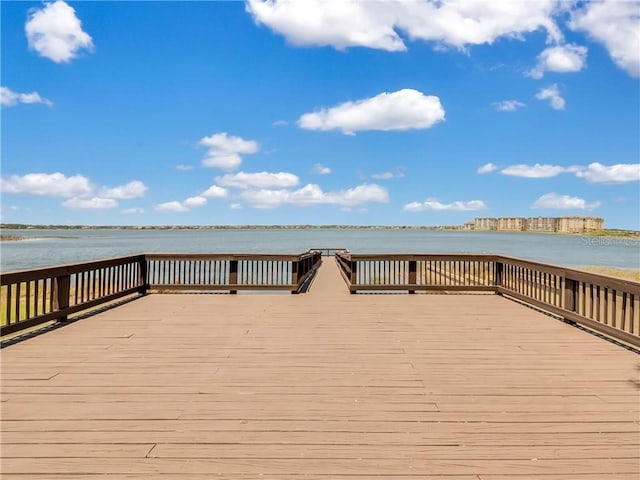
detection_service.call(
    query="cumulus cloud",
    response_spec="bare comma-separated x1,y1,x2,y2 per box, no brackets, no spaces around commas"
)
0,172,92,197
487,162,638,183
155,201,189,213
311,164,331,175
183,196,207,208
201,185,228,198
62,197,117,210
299,89,445,135
532,193,601,210
99,180,147,200
240,183,389,209
199,132,259,170
492,100,525,112
155,190,228,213
501,163,570,178
527,43,588,79
25,0,94,63
215,171,299,189
1,86,53,107
477,163,498,174
575,162,640,184
247,0,562,51
535,84,565,110
1,171,152,211
570,0,640,77
176,164,193,171
403,198,487,212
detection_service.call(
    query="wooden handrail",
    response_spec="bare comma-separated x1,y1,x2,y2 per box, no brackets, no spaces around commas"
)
336,252,639,347
2,251,323,336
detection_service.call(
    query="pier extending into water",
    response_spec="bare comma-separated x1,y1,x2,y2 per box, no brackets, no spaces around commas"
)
1,251,639,477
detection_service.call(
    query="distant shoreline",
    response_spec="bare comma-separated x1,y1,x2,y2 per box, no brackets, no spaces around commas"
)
2,224,639,239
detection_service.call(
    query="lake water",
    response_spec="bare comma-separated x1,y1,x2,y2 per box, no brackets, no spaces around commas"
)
1,228,638,272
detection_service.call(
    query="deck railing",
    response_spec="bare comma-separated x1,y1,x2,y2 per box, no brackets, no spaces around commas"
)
1,255,147,335
336,252,640,347
1,251,322,336
146,250,321,293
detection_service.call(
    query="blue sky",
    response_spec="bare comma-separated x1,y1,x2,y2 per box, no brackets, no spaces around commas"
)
1,1,639,228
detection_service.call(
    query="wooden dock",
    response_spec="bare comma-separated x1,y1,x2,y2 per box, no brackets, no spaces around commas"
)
2,259,639,478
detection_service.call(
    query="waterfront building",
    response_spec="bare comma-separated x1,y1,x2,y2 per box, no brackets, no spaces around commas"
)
557,216,605,233
526,216,558,232
497,217,526,232
472,216,604,233
474,217,498,231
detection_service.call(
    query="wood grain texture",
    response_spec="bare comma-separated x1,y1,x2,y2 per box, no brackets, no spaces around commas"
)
2,260,639,478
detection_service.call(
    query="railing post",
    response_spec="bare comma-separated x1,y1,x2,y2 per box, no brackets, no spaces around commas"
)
292,259,299,294
229,260,238,294
408,260,417,294
138,256,149,294
53,273,71,322
350,260,357,294
494,260,503,294
564,277,577,312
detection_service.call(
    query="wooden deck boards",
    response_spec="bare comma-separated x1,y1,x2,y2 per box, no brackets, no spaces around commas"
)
1,259,639,478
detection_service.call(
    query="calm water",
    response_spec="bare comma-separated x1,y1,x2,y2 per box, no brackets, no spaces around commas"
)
1,228,638,272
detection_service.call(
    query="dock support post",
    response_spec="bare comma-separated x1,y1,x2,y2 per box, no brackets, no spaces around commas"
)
53,273,70,322
408,260,417,294
229,260,238,294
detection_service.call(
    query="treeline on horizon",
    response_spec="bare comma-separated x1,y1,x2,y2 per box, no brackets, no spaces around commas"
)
2,223,639,236
1,223,462,230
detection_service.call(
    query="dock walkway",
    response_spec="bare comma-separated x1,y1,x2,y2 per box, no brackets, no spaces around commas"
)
2,260,639,478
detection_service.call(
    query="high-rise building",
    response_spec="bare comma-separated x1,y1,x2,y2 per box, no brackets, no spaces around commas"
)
474,217,498,231
497,217,526,231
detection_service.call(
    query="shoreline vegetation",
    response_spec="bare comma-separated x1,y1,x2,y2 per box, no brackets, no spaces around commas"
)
2,224,639,239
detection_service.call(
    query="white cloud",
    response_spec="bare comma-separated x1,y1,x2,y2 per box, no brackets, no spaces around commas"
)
273,120,289,126
532,193,601,210
527,43,588,79
198,132,259,170
492,100,525,112
575,162,640,184
230,203,243,210
477,163,498,174
201,185,228,198
183,196,207,208
311,163,331,175
403,198,487,212
176,164,193,171
371,168,405,180
62,197,117,210
216,171,299,189
299,89,445,135
99,180,147,200
0,172,92,197
155,190,226,213
501,163,569,178
246,0,562,51
1,86,53,107
535,84,565,110
240,183,389,209
570,0,640,77
155,201,189,213
494,162,639,183
122,207,144,214
25,0,94,63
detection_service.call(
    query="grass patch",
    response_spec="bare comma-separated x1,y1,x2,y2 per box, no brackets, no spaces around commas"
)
580,266,640,282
